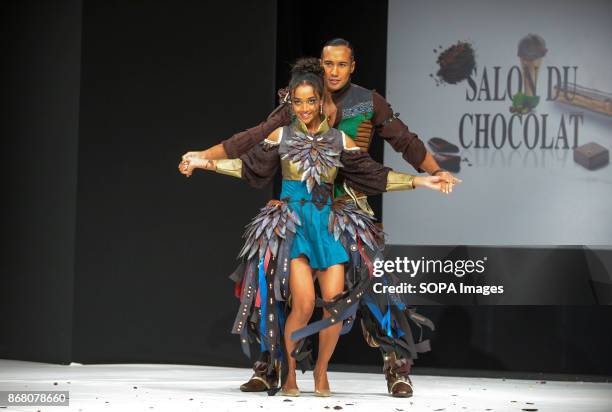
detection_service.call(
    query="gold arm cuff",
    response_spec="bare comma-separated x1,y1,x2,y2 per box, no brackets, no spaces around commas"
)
215,159,243,178
386,171,415,191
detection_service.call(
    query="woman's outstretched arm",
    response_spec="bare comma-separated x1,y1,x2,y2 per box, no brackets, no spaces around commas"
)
338,132,460,195
178,128,283,189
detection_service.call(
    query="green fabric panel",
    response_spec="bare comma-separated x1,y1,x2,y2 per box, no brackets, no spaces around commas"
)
337,111,373,138
334,111,374,196
334,183,346,198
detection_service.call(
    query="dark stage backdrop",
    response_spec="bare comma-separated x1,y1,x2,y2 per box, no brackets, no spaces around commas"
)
0,0,82,364
1,0,611,378
72,0,278,366
0,0,279,367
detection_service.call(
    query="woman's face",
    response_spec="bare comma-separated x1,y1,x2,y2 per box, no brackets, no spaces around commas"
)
291,84,320,127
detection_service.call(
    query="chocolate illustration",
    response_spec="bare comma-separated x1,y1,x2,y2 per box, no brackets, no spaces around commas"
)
573,142,609,170
433,41,476,85
518,33,547,97
511,34,547,114
554,83,612,117
433,153,461,173
428,137,460,154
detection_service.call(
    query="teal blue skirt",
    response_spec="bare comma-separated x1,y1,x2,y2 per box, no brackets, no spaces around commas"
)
280,180,348,270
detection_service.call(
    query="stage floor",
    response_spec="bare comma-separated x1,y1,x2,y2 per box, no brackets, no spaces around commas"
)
0,359,611,411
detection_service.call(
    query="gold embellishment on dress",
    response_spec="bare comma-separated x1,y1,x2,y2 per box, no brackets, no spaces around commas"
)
342,181,374,216
386,171,415,191
215,159,243,178
281,159,337,183
293,116,331,136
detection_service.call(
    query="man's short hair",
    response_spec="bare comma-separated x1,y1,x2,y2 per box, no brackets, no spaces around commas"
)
322,38,355,60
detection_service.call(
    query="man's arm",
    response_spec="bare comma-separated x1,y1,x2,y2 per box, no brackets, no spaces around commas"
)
201,104,291,160
371,91,439,174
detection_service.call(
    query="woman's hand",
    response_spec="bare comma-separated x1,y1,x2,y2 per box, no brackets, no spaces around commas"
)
178,156,215,177
414,175,462,194
434,170,461,194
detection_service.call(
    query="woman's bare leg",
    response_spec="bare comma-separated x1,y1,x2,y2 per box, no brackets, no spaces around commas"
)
282,256,315,391
314,264,345,391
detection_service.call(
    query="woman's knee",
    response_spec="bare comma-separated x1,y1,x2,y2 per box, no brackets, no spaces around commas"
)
291,298,315,320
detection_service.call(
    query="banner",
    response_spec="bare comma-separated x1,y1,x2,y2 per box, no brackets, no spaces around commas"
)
385,0,612,246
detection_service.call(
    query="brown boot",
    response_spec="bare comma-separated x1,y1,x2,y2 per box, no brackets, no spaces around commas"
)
383,352,413,398
239,358,280,392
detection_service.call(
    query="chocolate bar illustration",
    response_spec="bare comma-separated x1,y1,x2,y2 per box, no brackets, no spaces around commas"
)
573,142,609,170
428,137,459,153
554,83,612,117
433,153,461,173
427,137,461,173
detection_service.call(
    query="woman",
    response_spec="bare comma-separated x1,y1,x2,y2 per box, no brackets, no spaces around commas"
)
179,59,448,396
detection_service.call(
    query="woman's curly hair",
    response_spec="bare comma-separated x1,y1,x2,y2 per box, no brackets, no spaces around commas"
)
288,57,324,98
290,57,323,77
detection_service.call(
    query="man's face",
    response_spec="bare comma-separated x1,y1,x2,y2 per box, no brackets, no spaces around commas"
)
321,45,355,92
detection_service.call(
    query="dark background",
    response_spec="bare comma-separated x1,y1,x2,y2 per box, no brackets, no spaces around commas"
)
2,0,611,378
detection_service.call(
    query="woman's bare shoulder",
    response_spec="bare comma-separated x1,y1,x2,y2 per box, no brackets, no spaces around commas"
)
265,127,284,143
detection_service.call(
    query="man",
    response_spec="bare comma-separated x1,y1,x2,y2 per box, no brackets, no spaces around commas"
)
183,38,458,397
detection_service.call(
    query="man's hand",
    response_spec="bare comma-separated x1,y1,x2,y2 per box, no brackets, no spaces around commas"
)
434,170,461,193
181,151,206,161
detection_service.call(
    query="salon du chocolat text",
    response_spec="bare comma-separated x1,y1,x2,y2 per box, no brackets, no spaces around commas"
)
460,65,582,150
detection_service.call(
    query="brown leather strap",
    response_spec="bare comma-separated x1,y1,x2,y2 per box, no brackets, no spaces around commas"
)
354,120,374,152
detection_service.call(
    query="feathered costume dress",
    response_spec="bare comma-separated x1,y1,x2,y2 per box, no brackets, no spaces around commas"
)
213,117,433,389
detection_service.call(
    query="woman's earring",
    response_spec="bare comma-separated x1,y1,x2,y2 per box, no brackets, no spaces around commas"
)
320,104,323,115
